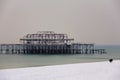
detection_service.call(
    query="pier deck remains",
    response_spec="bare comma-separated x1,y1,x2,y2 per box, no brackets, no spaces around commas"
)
0,31,106,54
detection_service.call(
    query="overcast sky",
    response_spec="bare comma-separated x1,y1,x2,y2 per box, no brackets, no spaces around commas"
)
0,0,120,45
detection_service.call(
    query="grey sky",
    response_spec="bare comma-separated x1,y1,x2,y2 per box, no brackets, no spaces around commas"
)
0,0,120,45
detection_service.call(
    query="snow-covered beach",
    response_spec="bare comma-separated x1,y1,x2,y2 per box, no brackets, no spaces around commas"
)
0,60,120,80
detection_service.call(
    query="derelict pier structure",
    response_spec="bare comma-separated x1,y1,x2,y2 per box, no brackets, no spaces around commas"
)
0,31,106,54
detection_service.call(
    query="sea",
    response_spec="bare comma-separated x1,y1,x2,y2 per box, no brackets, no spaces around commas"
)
0,45,120,69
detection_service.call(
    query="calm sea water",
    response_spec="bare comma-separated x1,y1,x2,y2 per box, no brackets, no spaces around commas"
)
0,45,120,69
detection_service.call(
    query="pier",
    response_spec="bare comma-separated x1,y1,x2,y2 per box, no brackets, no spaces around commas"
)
0,31,106,54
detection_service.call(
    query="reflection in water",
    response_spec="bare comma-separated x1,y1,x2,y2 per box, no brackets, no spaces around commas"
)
0,45,120,69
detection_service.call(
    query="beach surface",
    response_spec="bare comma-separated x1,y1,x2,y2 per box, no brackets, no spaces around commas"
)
0,60,120,80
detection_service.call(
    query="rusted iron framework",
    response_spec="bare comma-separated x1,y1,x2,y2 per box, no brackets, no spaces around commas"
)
0,31,106,54
20,31,74,45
